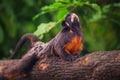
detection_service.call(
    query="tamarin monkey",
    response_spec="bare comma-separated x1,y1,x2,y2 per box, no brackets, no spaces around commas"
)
53,13,83,61
0,13,83,79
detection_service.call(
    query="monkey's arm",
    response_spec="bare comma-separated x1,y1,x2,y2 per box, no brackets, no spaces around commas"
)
10,33,39,59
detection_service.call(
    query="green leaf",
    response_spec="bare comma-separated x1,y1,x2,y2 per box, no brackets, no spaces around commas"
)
0,25,4,43
102,5,110,13
41,3,64,11
57,9,69,21
113,3,120,7
33,2,65,20
89,3,102,21
34,22,56,39
74,1,89,7
55,0,71,3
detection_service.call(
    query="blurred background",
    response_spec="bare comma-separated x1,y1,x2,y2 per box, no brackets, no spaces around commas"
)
0,0,120,59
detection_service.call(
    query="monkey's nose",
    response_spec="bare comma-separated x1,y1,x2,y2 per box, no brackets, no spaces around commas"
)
70,13,79,22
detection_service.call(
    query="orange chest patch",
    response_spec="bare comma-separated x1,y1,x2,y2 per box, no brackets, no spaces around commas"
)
64,36,83,55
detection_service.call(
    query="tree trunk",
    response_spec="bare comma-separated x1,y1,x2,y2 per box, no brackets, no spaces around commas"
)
0,50,120,80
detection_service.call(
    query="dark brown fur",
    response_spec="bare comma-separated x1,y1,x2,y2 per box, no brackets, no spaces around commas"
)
53,13,83,61
10,33,39,59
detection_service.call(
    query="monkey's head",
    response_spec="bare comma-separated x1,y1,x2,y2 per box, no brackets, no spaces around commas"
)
62,13,81,31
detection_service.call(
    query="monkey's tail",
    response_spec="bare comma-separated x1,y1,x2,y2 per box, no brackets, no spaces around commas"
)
9,33,39,59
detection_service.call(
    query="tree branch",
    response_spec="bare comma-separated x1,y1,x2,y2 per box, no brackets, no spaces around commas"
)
0,50,120,80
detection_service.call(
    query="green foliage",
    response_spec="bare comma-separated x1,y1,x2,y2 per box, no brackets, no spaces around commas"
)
0,25,4,43
34,0,120,53
0,0,120,58
34,22,56,39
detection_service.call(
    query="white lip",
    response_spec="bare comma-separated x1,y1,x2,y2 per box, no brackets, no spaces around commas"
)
71,13,79,22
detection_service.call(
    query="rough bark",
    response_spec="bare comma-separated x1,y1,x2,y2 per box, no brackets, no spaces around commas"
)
0,50,120,80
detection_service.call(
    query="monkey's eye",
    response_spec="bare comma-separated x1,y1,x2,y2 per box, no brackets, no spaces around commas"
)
62,21,70,28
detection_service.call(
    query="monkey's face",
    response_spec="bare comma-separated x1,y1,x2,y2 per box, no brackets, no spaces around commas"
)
62,13,80,30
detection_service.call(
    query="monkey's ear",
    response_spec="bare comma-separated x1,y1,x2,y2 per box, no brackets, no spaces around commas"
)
62,21,69,28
